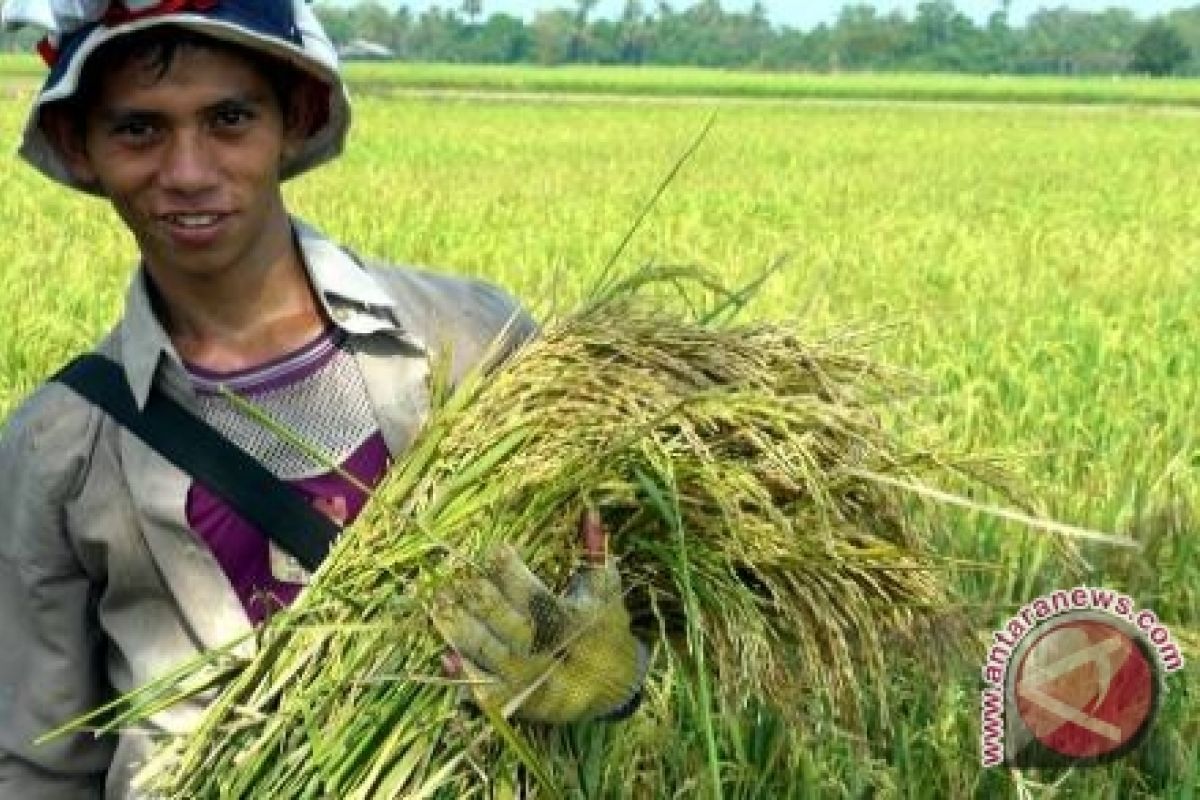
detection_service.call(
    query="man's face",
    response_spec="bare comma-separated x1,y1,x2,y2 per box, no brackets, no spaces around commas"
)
66,44,302,280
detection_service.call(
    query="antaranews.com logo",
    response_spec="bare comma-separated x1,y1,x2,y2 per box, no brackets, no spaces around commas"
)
980,586,1185,768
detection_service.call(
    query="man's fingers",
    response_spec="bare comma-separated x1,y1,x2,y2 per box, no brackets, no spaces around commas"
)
580,508,607,567
431,595,514,676
464,574,536,653
489,545,553,612
568,509,623,604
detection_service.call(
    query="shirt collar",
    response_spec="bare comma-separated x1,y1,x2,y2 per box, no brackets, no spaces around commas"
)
119,218,417,409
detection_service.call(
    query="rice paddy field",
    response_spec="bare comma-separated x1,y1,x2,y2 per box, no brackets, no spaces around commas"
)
344,62,1200,107
1,61,1197,797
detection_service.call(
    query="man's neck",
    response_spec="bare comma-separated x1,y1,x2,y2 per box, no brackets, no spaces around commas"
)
147,219,329,373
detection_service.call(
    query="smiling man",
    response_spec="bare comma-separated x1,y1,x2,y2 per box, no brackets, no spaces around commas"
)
0,2,644,798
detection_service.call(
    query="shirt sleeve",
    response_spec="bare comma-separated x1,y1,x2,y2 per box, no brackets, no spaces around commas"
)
446,278,539,379
373,264,539,385
0,386,112,798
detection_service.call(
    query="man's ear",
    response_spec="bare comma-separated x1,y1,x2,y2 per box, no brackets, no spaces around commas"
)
281,77,329,162
40,104,98,185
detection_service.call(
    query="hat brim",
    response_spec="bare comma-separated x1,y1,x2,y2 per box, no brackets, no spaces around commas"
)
20,12,350,195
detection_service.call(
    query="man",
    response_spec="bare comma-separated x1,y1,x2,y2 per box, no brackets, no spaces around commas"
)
0,2,644,797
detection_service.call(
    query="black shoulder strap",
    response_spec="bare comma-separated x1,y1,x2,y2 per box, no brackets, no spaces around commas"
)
54,353,339,573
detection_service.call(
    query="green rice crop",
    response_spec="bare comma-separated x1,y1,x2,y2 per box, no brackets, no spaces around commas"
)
338,62,1200,107
0,68,1195,797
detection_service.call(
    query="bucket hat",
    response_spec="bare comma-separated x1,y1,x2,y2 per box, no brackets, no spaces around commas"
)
1,0,350,193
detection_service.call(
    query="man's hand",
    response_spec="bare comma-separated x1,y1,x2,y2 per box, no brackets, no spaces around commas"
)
431,511,646,724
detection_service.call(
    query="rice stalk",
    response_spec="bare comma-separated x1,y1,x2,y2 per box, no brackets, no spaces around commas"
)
68,273,1050,797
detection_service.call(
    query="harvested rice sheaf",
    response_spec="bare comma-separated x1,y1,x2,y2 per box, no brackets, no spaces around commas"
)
132,281,976,798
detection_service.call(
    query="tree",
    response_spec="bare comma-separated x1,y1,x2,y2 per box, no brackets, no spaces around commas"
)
574,0,599,26
618,0,650,64
981,0,1016,72
568,0,599,61
1131,19,1191,76
914,0,955,48
411,7,467,61
1165,6,1200,59
471,13,531,62
460,0,483,27
832,5,908,69
531,8,575,64
352,2,394,44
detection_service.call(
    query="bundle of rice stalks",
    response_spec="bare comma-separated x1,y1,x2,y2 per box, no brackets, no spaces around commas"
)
82,274,984,798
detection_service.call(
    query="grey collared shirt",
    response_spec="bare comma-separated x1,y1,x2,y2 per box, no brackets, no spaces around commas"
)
0,220,534,799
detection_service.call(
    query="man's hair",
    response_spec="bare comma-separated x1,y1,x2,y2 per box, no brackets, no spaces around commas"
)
52,25,306,133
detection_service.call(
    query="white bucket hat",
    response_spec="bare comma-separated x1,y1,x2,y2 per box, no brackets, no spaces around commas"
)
1,0,351,194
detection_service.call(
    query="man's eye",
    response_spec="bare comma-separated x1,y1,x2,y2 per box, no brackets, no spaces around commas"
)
113,120,158,141
213,108,255,129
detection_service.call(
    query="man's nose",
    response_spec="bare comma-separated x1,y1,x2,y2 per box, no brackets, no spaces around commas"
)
157,128,218,193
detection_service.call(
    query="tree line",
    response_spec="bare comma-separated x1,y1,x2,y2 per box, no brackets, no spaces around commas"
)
316,1,1200,76
2,2,1198,76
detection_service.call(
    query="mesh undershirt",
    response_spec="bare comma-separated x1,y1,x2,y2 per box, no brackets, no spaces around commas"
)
187,329,378,478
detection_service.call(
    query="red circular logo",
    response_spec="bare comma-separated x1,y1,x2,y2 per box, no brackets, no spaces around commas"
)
1013,617,1156,761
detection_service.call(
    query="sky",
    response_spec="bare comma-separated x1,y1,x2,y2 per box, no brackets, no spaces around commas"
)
385,2,1197,29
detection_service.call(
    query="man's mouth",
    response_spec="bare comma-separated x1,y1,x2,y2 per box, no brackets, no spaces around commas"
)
162,212,226,228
